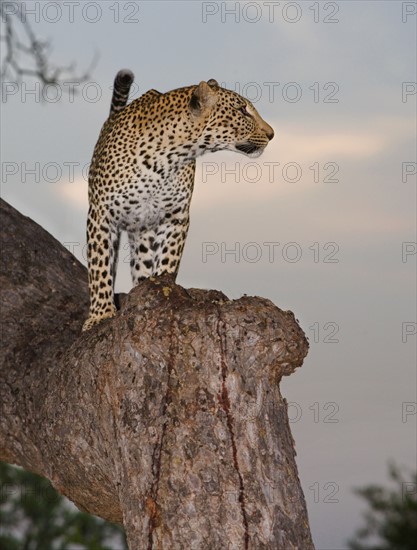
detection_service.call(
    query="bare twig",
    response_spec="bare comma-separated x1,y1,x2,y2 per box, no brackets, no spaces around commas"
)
0,0,97,97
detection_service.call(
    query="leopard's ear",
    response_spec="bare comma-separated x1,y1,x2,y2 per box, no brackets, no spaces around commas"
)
207,79,219,88
189,81,218,117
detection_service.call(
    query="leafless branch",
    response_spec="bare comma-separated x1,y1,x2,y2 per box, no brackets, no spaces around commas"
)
0,0,97,97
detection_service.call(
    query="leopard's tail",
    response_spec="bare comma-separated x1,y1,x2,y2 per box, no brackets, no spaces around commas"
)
110,69,134,115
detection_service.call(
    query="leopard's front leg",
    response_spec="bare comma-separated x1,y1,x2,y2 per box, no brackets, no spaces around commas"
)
153,216,191,278
83,206,120,331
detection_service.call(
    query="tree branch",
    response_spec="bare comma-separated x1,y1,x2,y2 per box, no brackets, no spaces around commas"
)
0,199,314,549
0,0,97,94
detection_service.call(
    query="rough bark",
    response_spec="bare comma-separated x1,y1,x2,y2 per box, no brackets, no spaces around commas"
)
0,198,314,549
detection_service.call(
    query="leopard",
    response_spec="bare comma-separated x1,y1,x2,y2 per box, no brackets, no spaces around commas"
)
82,69,274,331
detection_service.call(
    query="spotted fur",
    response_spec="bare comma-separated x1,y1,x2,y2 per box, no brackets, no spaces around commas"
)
82,70,274,331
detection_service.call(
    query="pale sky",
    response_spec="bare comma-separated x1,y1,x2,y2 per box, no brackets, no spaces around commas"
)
1,2,416,548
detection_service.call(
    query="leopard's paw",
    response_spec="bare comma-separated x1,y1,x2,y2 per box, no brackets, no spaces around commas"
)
82,309,116,332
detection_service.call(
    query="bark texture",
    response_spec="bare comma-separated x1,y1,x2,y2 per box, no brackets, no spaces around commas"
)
0,198,314,549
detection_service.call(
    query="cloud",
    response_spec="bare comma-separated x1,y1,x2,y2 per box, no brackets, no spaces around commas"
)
278,129,385,160
56,176,88,210
274,114,414,161
191,113,414,205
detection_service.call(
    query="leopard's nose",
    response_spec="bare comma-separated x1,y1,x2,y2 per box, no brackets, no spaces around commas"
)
266,127,275,141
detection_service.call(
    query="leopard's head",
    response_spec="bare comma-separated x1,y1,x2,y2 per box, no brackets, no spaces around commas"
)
189,79,274,158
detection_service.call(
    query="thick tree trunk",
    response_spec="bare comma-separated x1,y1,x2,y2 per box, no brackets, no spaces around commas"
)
0,198,314,549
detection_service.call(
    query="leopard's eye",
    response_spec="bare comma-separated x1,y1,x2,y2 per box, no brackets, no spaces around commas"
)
239,105,251,117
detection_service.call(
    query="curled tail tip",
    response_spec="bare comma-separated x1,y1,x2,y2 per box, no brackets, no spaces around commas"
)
115,68,134,85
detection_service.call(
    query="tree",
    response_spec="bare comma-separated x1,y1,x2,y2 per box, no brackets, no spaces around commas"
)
348,463,417,550
0,0,96,95
0,197,314,549
0,462,127,550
